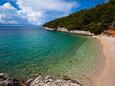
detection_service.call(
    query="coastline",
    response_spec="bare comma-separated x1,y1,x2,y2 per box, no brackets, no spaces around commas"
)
43,27,93,36
44,27,115,85
0,35,106,86
94,36,115,86
0,27,115,86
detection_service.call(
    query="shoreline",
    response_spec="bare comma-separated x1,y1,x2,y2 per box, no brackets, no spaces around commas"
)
43,27,94,36
0,36,106,86
94,35,115,86
0,27,115,86
44,27,115,85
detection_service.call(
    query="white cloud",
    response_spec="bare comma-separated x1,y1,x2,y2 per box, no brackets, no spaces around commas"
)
17,8,44,25
2,2,15,9
16,0,79,25
17,0,75,12
0,2,30,24
0,0,79,25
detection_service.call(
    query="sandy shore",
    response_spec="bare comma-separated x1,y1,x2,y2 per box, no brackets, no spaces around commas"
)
94,36,115,86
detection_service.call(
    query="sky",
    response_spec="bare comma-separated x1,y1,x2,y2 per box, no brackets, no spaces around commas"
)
0,0,108,25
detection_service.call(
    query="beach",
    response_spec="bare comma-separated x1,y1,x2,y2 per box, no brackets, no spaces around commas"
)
94,36,115,86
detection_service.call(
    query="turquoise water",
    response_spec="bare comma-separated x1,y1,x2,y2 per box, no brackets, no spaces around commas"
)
0,26,104,80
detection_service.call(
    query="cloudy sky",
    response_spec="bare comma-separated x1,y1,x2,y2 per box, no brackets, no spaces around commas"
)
0,0,108,25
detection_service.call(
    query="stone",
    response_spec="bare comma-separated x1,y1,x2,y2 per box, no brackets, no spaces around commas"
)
0,73,82,86
62,75,71,80
28,75,82,86
0,73,21,86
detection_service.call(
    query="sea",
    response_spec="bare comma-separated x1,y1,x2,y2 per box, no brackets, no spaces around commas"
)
0,26,105,80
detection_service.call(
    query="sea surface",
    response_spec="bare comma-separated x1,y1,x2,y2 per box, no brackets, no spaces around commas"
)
0,26,104,80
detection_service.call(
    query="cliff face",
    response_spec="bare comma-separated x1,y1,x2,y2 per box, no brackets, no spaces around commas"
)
43,0,115,35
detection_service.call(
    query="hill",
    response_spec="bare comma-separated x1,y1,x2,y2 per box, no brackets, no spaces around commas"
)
43,0,115,35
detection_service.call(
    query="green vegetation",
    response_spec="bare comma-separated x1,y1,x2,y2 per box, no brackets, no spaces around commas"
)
43,0,115,35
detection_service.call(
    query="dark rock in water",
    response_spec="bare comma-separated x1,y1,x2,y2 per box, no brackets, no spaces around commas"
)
26,75,82,86
0,73,21,86
26,79,33,86
0,73,9,81
0,73,82,86
62,75,71,80
71,80,83,86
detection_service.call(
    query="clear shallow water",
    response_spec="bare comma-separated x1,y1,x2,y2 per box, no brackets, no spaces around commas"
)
0,26,104,80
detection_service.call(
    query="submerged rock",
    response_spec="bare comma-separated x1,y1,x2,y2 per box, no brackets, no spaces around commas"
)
0,73,21,86
26,75,82,86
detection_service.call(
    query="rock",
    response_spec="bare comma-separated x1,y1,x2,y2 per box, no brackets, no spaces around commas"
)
62,75,71,80
0,73,9,81
26,79,33,86
0,73,82,86
0,73,21,86
27,75,82,86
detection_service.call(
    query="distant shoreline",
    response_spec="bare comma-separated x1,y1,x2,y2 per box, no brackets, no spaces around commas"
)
43,26,115,37
43,27,94,36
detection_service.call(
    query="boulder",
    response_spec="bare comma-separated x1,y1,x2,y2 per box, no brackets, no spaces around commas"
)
26,75,82,86
0,73,82,86
0,73,21,86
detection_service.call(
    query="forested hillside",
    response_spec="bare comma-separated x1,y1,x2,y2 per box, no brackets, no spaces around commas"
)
43,0,115,35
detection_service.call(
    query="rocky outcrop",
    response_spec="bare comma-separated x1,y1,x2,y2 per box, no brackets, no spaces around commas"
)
0,73,82,86
69,30,93,36
44,27,93,36
26,75,82,86
0,73,21,86
43,27,54,31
